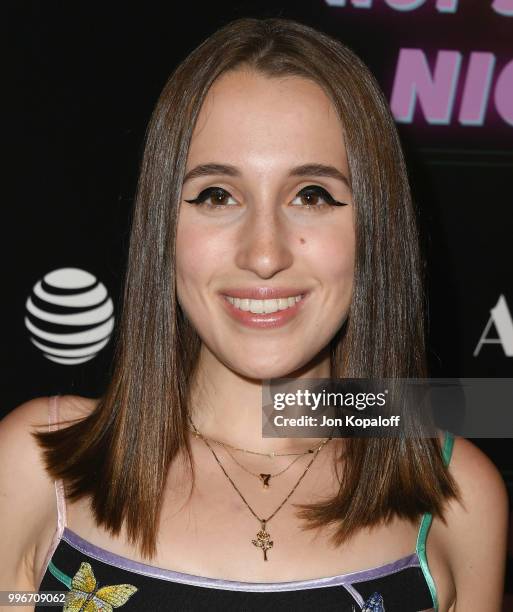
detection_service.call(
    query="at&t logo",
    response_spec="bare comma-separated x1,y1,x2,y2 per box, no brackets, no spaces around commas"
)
24,267,115,364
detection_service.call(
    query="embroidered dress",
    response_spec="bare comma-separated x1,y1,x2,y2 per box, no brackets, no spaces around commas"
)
36,396,454,611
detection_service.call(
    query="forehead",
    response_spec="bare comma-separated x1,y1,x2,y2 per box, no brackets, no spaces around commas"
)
188,69,348,169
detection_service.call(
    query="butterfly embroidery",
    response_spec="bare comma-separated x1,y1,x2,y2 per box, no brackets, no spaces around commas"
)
361,591,385,611
63,561,138,611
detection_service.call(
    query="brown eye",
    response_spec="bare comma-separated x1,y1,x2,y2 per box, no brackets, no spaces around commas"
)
209,189,231,205
184,187,237,208
300,191,322,206
291,185,348,209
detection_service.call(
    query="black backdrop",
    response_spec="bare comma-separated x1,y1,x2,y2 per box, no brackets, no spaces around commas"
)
4,0,513,604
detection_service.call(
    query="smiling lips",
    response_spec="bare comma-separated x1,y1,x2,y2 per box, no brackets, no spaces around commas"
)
220,287,308,329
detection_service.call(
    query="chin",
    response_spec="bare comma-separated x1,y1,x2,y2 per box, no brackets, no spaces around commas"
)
229,354,312,381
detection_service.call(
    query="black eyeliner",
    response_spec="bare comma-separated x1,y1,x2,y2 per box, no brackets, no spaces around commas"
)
184,185,349,207
184,187,225,205
298,185,349,207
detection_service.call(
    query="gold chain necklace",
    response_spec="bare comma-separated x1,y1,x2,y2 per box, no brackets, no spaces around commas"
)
189,415,332,561
186,421,327,457
186,416,332,489
222,444,304,489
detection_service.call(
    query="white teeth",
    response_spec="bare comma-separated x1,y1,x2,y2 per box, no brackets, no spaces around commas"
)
250,300,264,314
226,294,303,314
239,298,250,311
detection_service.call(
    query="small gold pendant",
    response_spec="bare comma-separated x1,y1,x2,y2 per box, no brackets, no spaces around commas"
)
252,520,274,561
259,473,271,489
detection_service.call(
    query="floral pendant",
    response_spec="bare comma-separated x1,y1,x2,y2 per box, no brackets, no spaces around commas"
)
251,520,274,561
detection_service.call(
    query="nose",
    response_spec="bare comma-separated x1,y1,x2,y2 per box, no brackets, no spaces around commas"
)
234,206,294,279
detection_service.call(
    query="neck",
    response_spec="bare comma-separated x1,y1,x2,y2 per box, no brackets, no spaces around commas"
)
188,344,332,454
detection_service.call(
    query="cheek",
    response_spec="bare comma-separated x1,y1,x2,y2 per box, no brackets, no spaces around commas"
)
176,230,202,286
305,223,355,287
175,220,229,296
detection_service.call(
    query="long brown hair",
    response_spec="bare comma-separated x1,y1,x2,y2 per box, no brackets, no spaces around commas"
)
34,16,460,559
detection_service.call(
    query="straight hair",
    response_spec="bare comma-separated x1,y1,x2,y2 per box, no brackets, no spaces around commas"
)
34,16,460,559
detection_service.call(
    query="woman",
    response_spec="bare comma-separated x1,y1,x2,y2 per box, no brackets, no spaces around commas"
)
0,16,508,612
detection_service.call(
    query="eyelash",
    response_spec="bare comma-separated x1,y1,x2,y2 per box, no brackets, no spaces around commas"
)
184,185,348,210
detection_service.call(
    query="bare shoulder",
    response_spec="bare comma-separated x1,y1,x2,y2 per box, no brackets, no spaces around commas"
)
56,393,100,422
447,436,509,516
0,395,98,590
0,395,56,492
0,393,98,442
0,396,56,589
442,436,509,610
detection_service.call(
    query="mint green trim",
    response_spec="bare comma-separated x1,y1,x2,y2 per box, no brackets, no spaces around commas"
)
415,430,455,611
48,560,72,589
416,512,438,610
442,430,455,467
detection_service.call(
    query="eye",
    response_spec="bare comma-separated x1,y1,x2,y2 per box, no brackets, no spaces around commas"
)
184,184,350,210
290,185,348,209
184,187,238,208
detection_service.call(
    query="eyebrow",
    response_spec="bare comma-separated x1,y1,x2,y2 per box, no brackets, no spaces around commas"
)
182,162,351,189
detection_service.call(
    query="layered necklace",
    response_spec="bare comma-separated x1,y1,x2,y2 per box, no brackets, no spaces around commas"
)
187,414,333,561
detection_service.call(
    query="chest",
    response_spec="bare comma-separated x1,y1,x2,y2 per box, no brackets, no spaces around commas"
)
37,449,456,610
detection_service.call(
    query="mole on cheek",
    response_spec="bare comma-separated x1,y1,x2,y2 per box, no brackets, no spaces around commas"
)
299,237,306,245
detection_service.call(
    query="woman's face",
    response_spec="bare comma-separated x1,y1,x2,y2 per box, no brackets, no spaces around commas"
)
176,68,355,379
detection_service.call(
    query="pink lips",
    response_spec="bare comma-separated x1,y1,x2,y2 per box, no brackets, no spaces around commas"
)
219,287,309,329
